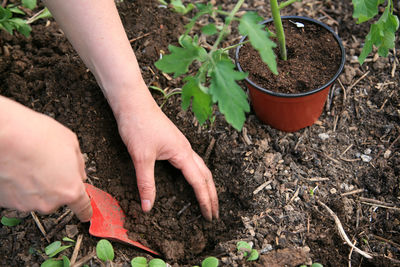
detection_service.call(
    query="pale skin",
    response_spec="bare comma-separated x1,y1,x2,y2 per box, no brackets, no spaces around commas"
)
0,0,218,222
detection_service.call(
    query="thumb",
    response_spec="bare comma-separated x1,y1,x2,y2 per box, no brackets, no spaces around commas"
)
133,158,156,213
68,183,92,222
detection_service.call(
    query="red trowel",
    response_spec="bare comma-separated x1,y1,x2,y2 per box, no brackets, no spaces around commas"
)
84,183,160,256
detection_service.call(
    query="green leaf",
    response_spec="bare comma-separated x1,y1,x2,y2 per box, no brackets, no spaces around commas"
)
131,256,147,267
22,0,37,10
352,0,380,23
149,258,166,267
155,35,207,78
1,21,15,34
239,12,277,74
96,239,114,262
201,24,218,35
62,256,70,267
34,7,53,21
311,263,324,267
48,245,72,258
9,18,31,37
170,0,194,14
8,6,25,15
41,259,63,267
358,6,399,64
209,56,249,131
181,76,213,124
0,6,13,21
201,256,219,267
247,249,259,261
1,216,22,226
236,241,252,257
45,241,61,256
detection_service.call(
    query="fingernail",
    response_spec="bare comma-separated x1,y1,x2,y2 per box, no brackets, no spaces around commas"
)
141,199,152,212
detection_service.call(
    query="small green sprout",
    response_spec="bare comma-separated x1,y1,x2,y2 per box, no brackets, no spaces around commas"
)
1,216,22,227
131,256,167,267
300,263,323,267
158,0,194,15
45,241,73,258
149,85,182,108
96,239,115,262
236,241,259,261
201,256,219,267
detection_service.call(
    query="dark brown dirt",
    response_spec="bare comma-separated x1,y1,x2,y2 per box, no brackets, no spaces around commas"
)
1,0,399,266
238,19,343,94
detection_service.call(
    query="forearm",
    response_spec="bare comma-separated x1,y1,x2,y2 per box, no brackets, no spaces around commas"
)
43,0,153,116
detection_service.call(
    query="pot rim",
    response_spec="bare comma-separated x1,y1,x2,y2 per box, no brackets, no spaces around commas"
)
235,15,346,98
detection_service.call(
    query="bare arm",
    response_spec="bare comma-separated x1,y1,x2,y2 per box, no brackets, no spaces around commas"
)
43,0,219,220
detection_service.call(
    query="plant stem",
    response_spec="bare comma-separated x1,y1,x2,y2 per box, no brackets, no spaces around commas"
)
269,0,287,60
278,0,299,10
222,40,250,52
211,0,245,52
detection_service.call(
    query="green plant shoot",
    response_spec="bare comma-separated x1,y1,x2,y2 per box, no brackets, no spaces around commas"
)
201,256,219,267
1,216,22,226
131,256,147,267
96,239,115,262
352,0,399,64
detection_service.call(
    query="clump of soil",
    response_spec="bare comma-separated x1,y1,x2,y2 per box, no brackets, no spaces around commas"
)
238,19,343,94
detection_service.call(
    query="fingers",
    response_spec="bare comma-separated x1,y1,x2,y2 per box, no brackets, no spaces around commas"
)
67,183,93,222
177,151,219,221
133,156,156,213
193,152,219,219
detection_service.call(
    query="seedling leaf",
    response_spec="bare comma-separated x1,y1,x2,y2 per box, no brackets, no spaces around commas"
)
181,76,213,124
8,6,25,15
358,6,399,64
62,256,70,267
247,249,259,261
45,241,61,256
236,241,252,257
209,56,249,131
22,0,37,10
155,35,207,78
131,256,147,267
149,258,166,267
170,0,194,14
41,259,63,267
239,12,277,74
201,24,218,35
1,216,22,226
311,263,324,267
201,256,219,267
48,245,73,258
96,239,114,262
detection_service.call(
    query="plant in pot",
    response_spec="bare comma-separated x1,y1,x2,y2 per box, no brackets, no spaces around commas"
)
155,0,398,132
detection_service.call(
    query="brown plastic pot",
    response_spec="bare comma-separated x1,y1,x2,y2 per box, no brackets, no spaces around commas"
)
235,16,345,132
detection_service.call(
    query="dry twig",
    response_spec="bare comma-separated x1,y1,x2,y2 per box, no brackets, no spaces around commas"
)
341,189,365,197
318,201,373,259
30,212,50,243
70,234,83,266
71,249,96,267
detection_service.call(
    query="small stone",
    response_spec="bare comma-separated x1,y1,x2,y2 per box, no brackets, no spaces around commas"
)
318,133,329,140
261,244,273,253
361,154,372,162
66,224,79,238
330,188,337,194
384,150,392,159
364,148,372,155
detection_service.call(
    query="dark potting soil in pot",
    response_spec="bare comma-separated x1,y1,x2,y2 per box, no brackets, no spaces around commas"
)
238,19,342,94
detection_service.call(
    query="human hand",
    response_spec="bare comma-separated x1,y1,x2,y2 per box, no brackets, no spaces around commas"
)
0,96,92,222
111,89,219,221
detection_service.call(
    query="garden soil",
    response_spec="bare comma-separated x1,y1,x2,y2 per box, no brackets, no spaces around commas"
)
1,0,399,266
